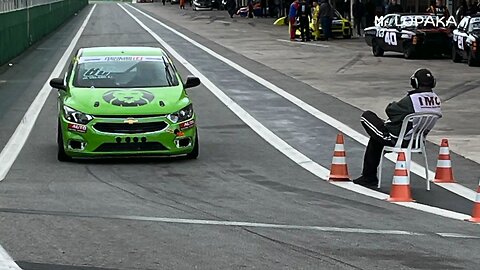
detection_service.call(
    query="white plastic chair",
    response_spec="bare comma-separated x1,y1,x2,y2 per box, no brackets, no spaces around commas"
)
378,112,442,191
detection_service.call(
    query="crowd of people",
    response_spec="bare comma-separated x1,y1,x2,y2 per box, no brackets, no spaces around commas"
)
288,0,335,41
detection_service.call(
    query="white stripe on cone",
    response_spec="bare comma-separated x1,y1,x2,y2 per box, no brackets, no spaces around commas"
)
436,160,452,168
331,156,346,164
393,175,409,185
395,160,407,170
439,147,450,155
334,144,345,152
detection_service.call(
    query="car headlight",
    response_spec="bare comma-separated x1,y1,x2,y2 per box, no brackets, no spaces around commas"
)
167,104,194,124
63,105,94,125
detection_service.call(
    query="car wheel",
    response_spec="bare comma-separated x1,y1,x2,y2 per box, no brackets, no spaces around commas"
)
403,45,415,59
467,50,478,66
186,130,199,159
372,41,384,57
452,46,462,63
57,120,72,162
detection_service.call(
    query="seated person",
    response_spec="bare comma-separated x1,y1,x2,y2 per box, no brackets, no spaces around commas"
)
354,68,442,187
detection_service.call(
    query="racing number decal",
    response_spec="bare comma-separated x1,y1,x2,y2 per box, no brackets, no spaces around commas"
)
384,32,397,46
376,29,385,38
458,36,464,50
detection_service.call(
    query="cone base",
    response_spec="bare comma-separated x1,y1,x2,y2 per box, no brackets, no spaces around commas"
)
329,175,350,181
387,185,414,202
387,197,415,202
433,179,456,183
465,218,480,223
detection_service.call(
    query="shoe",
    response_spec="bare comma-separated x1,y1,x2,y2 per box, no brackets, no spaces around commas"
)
353,175,378,188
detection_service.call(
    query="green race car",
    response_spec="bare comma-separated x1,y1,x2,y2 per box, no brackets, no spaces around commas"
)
50,47,201,161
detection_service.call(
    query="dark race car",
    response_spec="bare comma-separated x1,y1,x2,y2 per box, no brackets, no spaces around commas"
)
364,14,452,59
452,15,480,66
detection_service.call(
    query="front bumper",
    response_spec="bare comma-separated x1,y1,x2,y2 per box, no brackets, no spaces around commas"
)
59,115,196,158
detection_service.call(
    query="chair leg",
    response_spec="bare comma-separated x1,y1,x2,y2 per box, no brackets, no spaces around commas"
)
406,149,412,186
423,148,430,191
378,150,384,189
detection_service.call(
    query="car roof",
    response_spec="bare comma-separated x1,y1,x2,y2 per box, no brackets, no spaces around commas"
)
78,47,166,57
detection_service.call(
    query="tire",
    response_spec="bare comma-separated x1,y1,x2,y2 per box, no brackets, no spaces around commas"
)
452,46,462,63
186,130,199,159
57,120,72,162
403,44,415,59
467,50,478,66
372,40,384,57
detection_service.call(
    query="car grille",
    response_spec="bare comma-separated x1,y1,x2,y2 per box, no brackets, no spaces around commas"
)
94,121,168,134
94,142,167,152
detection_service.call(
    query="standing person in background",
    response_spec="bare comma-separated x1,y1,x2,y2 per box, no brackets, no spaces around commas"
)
179,0,185,9
427,0,437,13
162,0,166,5
353,0,365,37
297,0,312,41
434,0,450,18
261,0,268,16
248,0,254,18
319,0,334,40
386,0,402,14
365,0,375,26
344,0,351,20
227,0,237,18
456,0,469,22
312,1,321,40
289,0,299,40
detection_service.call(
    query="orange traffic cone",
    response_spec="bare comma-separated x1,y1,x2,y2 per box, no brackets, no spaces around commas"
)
387,151,414,202
329,134,350,181
433,139,455,183
466,180,480,223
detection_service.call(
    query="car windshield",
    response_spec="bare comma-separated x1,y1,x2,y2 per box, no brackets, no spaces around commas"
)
400,15,440,29
73,55,179,88
471,21,480,31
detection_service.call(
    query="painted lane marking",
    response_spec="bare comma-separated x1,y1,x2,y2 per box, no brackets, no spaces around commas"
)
436,232,480,239
127,4,476,202
0,245,21,270
0,4,97,181
276,39,330,48
3,207,479,238
119,4,477,223
0,6,96,269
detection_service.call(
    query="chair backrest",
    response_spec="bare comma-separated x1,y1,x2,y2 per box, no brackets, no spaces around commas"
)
393,112,442,150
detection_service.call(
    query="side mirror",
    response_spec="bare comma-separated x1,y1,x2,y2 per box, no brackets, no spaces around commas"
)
50,78,66,91
184,76,201,89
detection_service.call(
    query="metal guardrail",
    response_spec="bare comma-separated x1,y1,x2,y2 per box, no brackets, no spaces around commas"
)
0,0,62,13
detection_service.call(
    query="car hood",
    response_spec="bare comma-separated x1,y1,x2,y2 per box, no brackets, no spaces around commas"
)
64,87,189,116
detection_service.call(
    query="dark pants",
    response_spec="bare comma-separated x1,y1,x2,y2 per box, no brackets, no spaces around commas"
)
360,111,395,178
321,17,332,40
299,17,310,41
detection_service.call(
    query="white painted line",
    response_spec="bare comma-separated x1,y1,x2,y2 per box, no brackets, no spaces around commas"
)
0,5,97,181
437,232,480,239
120,4,476,223
394,202,472,221
112,215,424,236
276,39,330,48
118,4,330,180
0,245,21,270
127,3,476,202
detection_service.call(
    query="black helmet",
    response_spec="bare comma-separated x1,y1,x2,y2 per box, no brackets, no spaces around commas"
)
410,68,436,89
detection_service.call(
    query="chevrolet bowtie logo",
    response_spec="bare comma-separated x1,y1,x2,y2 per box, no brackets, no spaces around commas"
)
124,118,138,124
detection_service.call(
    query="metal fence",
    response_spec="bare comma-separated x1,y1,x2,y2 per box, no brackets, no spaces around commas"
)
0,0,62,13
